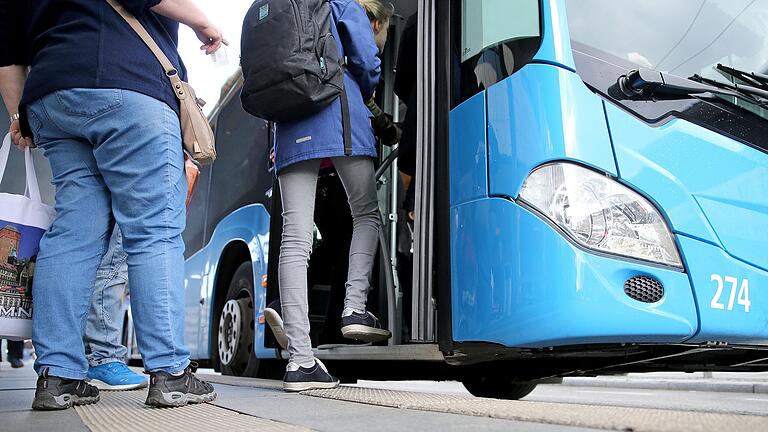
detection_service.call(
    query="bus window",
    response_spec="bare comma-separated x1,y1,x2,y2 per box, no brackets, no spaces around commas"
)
205,92,273,241
454,0,542,104
183,163,211,258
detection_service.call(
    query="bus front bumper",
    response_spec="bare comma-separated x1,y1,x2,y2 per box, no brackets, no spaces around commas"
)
451,197,698,348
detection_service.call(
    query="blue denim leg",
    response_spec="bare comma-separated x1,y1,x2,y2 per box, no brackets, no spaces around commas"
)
29,88,189,379
28,106,114,380
85,225,129,366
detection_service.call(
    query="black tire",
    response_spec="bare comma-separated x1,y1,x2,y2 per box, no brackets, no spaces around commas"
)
462,376,537,400
217,262,260,377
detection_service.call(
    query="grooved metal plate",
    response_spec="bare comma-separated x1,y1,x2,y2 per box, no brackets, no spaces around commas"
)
302,386,768,432
75,390,310,432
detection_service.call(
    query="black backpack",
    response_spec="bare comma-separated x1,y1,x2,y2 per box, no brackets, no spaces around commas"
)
240,0,352,153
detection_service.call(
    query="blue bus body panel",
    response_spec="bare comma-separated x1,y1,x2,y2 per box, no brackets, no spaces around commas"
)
604,104,768,344
184,249,208,357
450,91,489,205
485,63,618,199
450,198,698,347
604,103,768,263
184,204,277,361
679,236,768,344
533,0,576,71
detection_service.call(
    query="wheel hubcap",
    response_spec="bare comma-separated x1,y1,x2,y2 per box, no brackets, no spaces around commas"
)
218,299,242,366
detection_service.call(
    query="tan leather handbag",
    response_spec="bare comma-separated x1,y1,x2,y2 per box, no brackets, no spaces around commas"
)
106,0,216,165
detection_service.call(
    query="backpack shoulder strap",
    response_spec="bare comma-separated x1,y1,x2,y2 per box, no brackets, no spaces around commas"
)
105,0,186,101
329,5,353,156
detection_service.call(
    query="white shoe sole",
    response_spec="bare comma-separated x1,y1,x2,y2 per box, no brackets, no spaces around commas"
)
341,324,392,343
88,379,149,391
283,380,340,392
264,307,290,350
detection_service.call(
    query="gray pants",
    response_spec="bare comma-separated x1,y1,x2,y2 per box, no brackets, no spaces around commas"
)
278,157,381,367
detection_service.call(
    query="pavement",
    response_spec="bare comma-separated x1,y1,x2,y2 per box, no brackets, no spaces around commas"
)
356,379,768,417
2,360,767,432
560,372,768,394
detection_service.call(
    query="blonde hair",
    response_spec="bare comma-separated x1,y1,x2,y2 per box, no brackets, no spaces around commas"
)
356,0,395,25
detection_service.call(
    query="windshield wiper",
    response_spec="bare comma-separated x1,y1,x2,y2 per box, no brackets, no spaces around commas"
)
690,74,768,104
618,68,768,109
715,63,768,90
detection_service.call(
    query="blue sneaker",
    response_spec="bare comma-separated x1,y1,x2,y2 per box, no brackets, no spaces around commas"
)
87,362,149,391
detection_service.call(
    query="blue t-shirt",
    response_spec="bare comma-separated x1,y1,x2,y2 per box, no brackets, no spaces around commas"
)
0,0,187,126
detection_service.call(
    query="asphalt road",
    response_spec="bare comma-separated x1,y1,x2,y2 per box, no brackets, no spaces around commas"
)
355,380,768,417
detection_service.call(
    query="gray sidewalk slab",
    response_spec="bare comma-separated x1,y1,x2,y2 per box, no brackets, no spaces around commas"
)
211,382,596,432
3,361,767,432
0,361,88,431
0,361,596,432
561,372,768,394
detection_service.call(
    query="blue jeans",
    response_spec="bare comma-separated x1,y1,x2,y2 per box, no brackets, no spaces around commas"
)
28,88,189,380
85,226,129,366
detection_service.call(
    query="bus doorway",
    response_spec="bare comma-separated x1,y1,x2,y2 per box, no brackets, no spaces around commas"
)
261,0,446,367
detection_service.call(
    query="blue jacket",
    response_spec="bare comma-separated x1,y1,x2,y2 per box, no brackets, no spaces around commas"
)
274,0,381,174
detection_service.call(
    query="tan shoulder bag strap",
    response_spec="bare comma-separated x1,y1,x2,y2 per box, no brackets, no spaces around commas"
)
105,0,187,101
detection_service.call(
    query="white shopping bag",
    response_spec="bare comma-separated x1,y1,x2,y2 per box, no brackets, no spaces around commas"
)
0,133,55,340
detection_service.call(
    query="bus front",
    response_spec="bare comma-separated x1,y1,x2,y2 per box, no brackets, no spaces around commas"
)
448,0,768,370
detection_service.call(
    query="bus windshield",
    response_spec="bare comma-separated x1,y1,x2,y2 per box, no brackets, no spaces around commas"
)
565,0,768,120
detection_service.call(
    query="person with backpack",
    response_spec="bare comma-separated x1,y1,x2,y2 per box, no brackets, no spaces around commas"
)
241,0,389,392
0,0,225,410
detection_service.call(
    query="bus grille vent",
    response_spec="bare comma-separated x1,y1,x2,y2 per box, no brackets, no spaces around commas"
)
624,276,664,303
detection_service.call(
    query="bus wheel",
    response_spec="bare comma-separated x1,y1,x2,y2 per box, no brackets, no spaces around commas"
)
461,376,537,400
217,262,260,377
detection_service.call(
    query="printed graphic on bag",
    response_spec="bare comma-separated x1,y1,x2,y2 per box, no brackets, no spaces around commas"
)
0,220,43,320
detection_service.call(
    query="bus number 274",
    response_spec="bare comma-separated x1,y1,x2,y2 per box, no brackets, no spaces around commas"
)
710,275,751,313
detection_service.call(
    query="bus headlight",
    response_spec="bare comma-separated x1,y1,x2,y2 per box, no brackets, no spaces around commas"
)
519,163,682,268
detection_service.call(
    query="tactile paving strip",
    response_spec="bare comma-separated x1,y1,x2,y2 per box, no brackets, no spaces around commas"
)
75,390,310,432
302,386,768,432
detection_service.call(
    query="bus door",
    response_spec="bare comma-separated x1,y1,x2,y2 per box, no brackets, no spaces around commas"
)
262,0,446,356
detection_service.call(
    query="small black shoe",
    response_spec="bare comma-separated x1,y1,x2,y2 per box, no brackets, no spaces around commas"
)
283,359,339,392
341,311,392,343
32,369,100,411
264,299,289,350
145,362,216,408
9,358,24,368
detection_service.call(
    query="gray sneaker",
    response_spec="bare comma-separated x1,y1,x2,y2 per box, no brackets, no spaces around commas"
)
145,362,216,407
32,368,100,410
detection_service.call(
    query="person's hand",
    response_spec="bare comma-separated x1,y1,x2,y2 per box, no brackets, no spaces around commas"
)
193,22,229,55
9,119,35,150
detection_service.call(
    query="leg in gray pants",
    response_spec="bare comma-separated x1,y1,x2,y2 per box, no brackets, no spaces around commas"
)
278,157,381,367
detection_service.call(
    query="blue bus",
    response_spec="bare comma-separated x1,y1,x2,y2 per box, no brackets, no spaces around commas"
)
120,0,768,399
